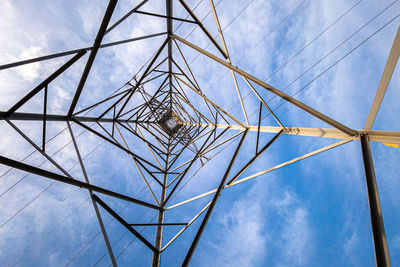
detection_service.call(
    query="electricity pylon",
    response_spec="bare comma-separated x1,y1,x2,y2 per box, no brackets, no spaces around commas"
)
0,1,399,266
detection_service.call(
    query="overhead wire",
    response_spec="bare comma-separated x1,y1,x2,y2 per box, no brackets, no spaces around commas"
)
224,0,360,115
0,140,105,230
12,167,123,266
64,188,151,266
259,0,399,111
259,9,400,121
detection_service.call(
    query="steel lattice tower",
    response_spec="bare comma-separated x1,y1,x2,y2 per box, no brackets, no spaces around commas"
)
0,1,399,266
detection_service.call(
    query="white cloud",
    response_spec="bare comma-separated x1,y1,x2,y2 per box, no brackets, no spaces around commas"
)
5,46,43,81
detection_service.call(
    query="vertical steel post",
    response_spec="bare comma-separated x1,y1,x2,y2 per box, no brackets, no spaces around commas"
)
360,135,391,267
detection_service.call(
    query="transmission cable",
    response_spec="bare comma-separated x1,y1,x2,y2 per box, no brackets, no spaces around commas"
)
259,9,400,122
223,0,362,115
12,167,123,266
0,140,105,230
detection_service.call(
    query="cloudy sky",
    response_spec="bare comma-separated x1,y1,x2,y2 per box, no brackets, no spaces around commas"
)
0,0,399,266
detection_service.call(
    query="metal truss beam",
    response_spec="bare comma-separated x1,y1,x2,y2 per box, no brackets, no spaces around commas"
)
67,122,117,267
365,26,400,130
187,123,400,144
5,51,86,117
68,0,118,118
93,194,158,253
0,111,155,124
0,155,160,210
0,33,165,71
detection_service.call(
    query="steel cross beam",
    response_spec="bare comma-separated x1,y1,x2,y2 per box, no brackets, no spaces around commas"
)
0,111,157,124
186,123,400,145
0,33,165,71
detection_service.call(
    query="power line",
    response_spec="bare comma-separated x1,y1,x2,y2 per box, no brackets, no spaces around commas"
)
12,167,123,266
262,10,400,121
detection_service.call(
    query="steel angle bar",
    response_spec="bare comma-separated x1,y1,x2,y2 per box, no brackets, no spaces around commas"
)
133,10,197,24
72,118,164,172
178,0,228,59
6,119,73,179
0,112,131,123
0,33,166,71
182,129,248,265
42,85,48,152
68,0,118,118
134,157,164,187
73,87,131,116
227,129,284,185
115,124,160,205
96,121,122,146
93,194,158,252
117,121,164,155
187,123,400,145
120,122,164,169
201,131,243,156
136,125,167,154
130,223,188,226
5,50,86,117
256,101,262,154
105,0,149,34
209,0,249,126
161,201,212,252
242,76,285,128
67,122,117,267
365,26,400,130
0,155,160,210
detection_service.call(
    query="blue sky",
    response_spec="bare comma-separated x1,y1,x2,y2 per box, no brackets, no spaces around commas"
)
0,0,399,266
